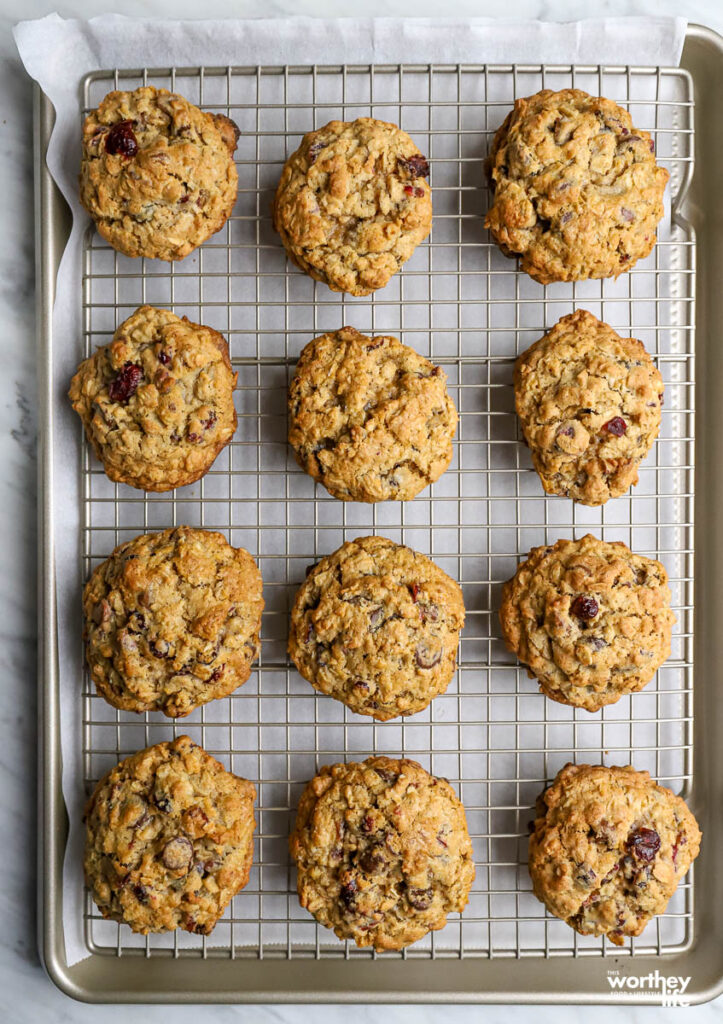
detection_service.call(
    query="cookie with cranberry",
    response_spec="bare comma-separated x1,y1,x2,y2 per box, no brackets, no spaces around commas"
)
290,756,475,950
288,535,464,720
84,735,256,935
499,534,674,711
80,85,239,261
514,310,663,505
83,526,263,718
69,305,237,492
485,89,668,283
529,763,700,945
273,118,432,295
288,327,457,503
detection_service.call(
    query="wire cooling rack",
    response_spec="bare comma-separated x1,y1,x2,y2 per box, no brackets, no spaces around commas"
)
79,62,696,961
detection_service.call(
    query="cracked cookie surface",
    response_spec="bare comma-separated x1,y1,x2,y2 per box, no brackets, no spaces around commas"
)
273,118,432,295
528,763,700,945
288,535,465,720
290,756,475,950
288,327,457,503
69,305,238,492
84,735,256,935
485,89,668,284
514,310,663,506
84,526,263,718
80,86,239,261
499,534,674,711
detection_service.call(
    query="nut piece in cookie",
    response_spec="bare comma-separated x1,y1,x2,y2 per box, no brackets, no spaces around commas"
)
485,89,668,283
84,735,256,934
69,305,238,493
273,118,432,295
528,763,700,945
80,86,239,261
499,534,674,711
83,526,263,718
514,310,663,505
290,756,475,950
288,327,457,503
288,535,465,720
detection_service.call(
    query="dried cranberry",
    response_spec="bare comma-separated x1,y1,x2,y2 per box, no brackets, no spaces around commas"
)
105,120,138,158
410,583,421,602
158,349,171,366
557,425,575,438
308,140,324,164
571,595,599,621
340,880,358,908
149,638,172,659
401,154,430,178
202,410,217,430
108,362,142,403
187,432,201,443
627,827,661,863
649,139,655,153
603,416,627,436
361,815,375,833
403,184,424,197
133,883,149,903
209,664,225,683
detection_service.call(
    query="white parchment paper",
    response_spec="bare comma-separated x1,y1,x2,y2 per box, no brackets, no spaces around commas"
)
15,14,687,967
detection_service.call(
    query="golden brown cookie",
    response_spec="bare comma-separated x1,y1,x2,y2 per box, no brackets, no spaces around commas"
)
83,527,263,718
290,756,475,950
288,327,457,503
499,535,674,711
273,118,432,295
84,735,256,935
529,763,701,945
69,305,237,493
288,535,465,720
485,89,668,283
80,86,239,260
514,310,663,505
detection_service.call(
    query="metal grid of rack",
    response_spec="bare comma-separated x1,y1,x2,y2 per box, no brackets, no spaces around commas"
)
79,62,696,961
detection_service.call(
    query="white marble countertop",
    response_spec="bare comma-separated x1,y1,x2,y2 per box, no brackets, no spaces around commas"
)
2,1,723,1020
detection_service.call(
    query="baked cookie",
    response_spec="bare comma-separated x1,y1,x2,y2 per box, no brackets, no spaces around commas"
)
485,89,668,284
83,526,263,718
289,327,457,502
290,756,475,950
499,534,674,711
528,762,701,945
80,86,239,261
288,535,465,720
84,735,256,934
514,310,664,505
69,305,237,492
273,118,432,295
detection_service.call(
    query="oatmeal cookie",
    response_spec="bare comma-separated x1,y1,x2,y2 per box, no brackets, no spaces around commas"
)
529,762,701,945
514,310,663,505
84,526,263,718
273,118,432,295
288,535,465,720
69,305,237,492
290,756,475,950
288,327,457,502
499,534,674,711
80,86,239,261
84,735,256,934
485,89,668,283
